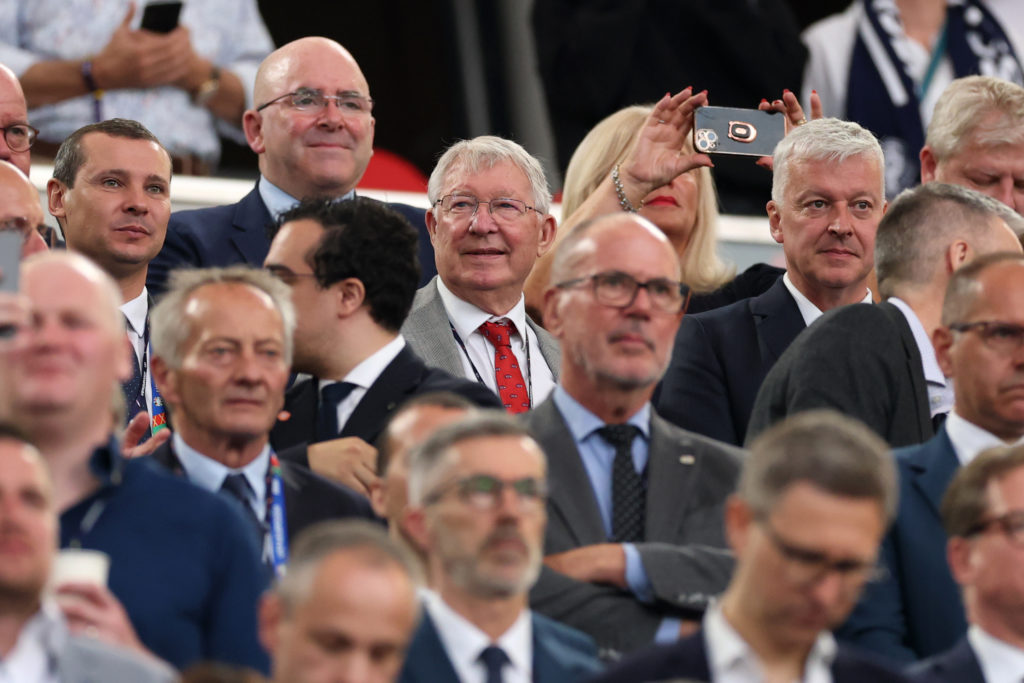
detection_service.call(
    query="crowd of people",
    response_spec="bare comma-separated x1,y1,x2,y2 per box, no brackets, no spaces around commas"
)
1,6,1024,683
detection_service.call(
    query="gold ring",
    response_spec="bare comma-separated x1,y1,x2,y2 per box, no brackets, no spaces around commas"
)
795,118,808,126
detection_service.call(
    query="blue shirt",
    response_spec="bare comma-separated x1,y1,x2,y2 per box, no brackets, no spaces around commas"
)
551,387,681,643
59,439,270,672
258,177,355,220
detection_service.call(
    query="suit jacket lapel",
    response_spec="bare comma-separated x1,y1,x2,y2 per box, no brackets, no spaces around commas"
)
340,347,422,442
401,611,461,683
750,278,805,363
150,440,184,475
908,427,960,519
273,379,318,451
645,413,701,541
230,186,274,266
404,278,466,377
881,301,933,439
533,399,608,545
527,317,561,381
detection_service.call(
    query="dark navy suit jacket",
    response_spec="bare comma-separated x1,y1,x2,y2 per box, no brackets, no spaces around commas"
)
398,610,602,682
657,276,800,446
148,184,435,296
908,636,986,682
590,627,911,682
270,345,502,467
837,427,966,663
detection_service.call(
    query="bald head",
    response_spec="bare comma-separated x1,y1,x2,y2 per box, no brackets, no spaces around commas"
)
0,160,47,260
0,65,30,176
254,38,368,105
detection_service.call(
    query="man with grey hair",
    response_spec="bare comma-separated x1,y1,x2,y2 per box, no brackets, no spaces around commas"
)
525,211,744,656
594,410,907,683
401,135,561,413
259,519,421,683
921,75,1024,215
149,265,373,575
840,252,1024,663
399,413,602,682
749,182,1023,447
659,117,884,446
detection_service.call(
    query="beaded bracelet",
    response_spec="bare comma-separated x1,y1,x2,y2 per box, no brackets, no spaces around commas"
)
611,163,643,213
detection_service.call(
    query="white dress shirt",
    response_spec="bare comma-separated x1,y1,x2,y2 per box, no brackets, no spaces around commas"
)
172,432,269,523
0,601,64,683
317,335,406,435
704,603,837,683
258,176,355,219
421,590,533,683
888,297,954,417
435,278,555,407
969,624,1024,683
120,288,153,421
781,272,872,328
945,411,1024,467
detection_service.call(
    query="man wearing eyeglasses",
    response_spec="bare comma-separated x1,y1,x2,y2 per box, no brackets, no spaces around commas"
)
839,252,1024,665
0,63,33,176
401,136,560,413
594,411,908,682
148,36,434,297
658,118,883,447
400,413,602,682
910,444,1024,682
518,212,743,657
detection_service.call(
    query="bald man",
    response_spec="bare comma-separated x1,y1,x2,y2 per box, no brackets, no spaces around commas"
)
0,64,32,176
149,36,434,296
0,160,48,260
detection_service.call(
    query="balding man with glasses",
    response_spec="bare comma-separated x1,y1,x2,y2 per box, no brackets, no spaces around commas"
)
520,212,744,658
401,136,561,413
149,37,434,296
839,252,1024,665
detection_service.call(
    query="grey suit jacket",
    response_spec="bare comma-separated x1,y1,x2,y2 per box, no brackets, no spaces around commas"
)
401,276,561,381
57,632,177,683
521,396,744,656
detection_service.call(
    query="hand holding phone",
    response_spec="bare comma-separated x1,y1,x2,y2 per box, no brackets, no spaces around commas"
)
140,1,182,33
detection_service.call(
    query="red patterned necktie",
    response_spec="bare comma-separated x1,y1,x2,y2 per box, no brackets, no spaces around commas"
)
479,319,531,414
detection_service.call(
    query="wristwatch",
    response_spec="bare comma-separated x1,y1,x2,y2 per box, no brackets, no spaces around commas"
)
193,66,221,106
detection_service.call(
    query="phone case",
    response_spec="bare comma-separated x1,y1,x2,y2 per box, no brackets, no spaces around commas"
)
693,106,786,157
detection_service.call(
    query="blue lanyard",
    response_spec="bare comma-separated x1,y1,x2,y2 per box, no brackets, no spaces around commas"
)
266,454,289,576
138,319,165,434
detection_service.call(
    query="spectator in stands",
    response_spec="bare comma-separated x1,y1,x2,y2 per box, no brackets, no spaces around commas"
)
749,183,1023,447
400,413,602,681
0,159,48,259
264,198,499,494
523,212,744,656
401,136,560,412
840,253,1024,662
0,63,33,175
921,75,1024,216
149,266,374,574
593,411,906,683
910,444,1024,682
0,251,269,671
658,118,884,446
0,425,175,681
46,118,173,444
149,36,434,296
0,0,273,171
260,521,420,683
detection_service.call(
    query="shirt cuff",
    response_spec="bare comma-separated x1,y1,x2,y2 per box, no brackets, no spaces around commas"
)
655,618,682,644
624,543,654,603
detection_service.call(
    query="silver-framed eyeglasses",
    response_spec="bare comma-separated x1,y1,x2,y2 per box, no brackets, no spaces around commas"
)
256,87,374,116
948,320,1024,354
761,518,884,589
423,474,547,511
0,124,38,152
555,270,691,314
435,194,539,222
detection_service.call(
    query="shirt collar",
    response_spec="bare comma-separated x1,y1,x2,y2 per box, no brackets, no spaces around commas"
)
551,385,651,442
422,590,533,679
119,288,149,337
258,175,355,219
782,272,872,327
435,278,529,347
968,624,1024,683
887,297,947,386
317,336,405,390
172,432,269,504
945,410,1024,467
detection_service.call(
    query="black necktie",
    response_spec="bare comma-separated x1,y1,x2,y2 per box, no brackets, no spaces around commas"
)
478,645,509,683
220,473,264,539
932,412,948,432
598,424,645,543
316,382,357,442
120,315,145,425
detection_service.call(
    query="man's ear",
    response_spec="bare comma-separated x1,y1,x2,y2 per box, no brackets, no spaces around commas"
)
258,593,283,655
369,479,388,519
946,240,971,274
335,278,366,319
425,208,438,245
243,110,265,155
767,200,783,244
920,145,939,183
402,506,431,553
150,355,178,407
724,495,753,558
933,326,956,379
535,215,558,257
946,537,975,587
541,288,565,340
47,178,68,226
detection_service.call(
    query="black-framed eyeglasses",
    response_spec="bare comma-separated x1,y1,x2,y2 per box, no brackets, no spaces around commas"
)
949,320,1024,354
555,270,691,314
423,474,547,511
435,194,539,222
264,265,319,287
0,124,38,152
256,87,374,116
965,510,1024,547
760,518,884,589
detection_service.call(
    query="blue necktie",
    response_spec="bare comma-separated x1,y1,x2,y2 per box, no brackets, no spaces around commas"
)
220,473,264,539
316,382,357,442
120,315,145,425
478,645,509,683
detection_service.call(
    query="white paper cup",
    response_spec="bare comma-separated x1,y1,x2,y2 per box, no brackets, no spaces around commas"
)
50,549,110,591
